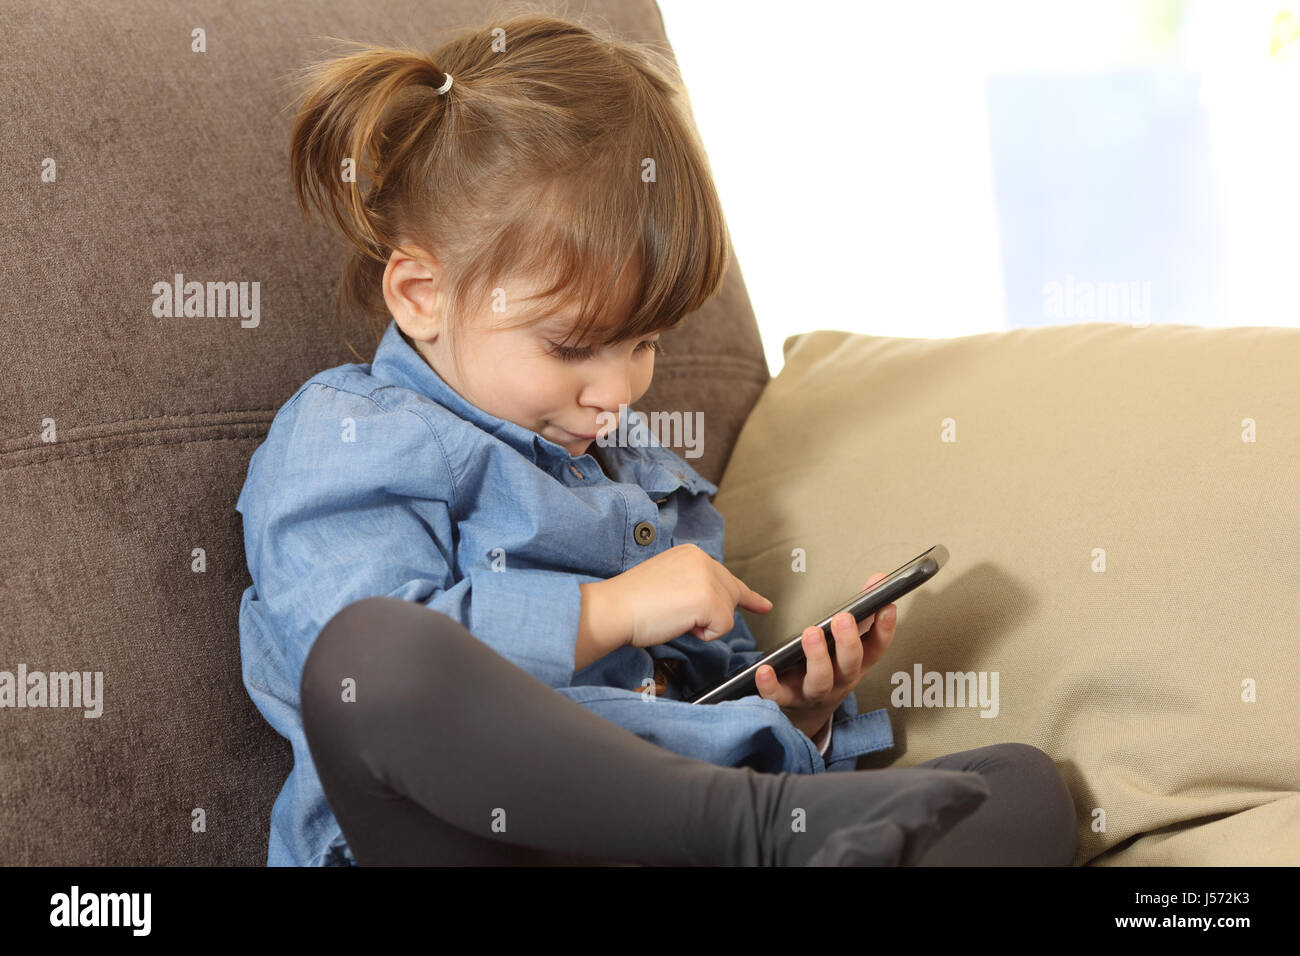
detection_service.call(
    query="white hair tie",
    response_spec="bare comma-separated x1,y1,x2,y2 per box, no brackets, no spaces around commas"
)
435,72,454,95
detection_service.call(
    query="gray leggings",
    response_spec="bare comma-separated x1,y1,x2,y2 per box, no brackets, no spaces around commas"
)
300,596,1077,866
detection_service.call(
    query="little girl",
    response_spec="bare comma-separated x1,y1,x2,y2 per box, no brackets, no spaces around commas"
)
236,11,1077,867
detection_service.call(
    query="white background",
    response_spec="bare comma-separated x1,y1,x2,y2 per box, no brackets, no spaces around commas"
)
657,0,1300,375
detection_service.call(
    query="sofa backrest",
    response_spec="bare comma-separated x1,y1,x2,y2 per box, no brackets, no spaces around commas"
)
0,0,768,864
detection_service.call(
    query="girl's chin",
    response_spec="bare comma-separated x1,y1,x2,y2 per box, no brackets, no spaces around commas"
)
542,429,588,455
551,425,595,444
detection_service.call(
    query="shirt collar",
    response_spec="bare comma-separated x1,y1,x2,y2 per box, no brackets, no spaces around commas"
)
369,319,568,466
366,320,718,498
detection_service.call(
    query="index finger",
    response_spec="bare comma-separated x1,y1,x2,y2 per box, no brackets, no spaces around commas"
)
731,573,773,614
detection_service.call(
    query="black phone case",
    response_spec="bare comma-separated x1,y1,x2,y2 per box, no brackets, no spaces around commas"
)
686,544,949,705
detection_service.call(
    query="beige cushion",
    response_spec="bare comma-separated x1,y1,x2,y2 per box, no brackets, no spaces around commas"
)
714,321,1300,866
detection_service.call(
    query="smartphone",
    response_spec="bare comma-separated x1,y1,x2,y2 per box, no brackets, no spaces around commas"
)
687,545,949,705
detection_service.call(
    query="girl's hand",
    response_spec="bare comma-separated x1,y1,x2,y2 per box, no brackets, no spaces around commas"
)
597,543,773,651
756,573,898,741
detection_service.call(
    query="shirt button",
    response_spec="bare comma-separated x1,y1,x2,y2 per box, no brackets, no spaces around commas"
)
633,520,656,546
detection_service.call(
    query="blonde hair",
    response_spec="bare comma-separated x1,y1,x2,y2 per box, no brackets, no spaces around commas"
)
286,6,731,370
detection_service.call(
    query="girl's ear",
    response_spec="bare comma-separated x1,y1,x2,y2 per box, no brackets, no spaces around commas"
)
384,247,443,342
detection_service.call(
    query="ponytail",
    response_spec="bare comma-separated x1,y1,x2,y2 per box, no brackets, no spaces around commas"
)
287,43,452,259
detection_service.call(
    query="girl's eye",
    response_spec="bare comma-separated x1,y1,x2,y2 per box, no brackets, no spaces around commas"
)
548,339,662,362
548,343,595,362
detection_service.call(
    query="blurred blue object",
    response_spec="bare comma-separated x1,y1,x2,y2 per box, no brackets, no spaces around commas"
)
988,71,1226,328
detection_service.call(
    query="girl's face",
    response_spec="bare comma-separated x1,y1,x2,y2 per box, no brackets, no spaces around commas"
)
388,257,660,459
433,310,661,458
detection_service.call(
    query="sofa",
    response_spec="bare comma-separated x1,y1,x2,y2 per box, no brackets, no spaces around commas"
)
3,0,1295,866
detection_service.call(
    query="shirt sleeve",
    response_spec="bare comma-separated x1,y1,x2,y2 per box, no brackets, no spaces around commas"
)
239,385,584,697
430,567,584,689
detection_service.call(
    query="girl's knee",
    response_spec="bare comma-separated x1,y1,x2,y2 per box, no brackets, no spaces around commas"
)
991,743,1072,804
304,597,391,701
302,596,459,722
993,742,1077,864
314,596,417,657
992,741,1057,772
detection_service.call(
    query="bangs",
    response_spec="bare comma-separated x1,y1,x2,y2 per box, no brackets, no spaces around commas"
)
439,94,730,349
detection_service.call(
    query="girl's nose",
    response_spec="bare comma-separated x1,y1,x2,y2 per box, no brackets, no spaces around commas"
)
584,355,636,411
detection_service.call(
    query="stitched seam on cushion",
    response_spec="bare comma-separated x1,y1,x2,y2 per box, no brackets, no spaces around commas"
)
1,380,328,460
0,433,269,473
0,409,278,452
3,405,281,432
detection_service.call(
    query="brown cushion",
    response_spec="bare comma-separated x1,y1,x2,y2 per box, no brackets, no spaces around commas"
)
0,0,766,864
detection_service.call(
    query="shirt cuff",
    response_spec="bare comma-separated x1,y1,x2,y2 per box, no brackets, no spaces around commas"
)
813,716,832,756
454,570,585,689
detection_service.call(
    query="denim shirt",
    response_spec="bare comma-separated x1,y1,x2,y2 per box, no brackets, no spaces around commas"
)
235,318,894,867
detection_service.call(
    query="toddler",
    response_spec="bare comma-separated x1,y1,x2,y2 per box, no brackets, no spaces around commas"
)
236,11,1077,867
